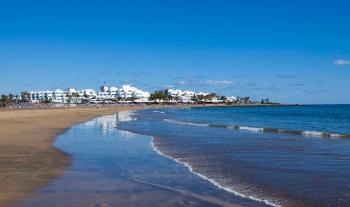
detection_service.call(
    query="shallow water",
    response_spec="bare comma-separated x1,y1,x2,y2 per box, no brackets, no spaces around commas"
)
117,105,350,207
16,112,263,207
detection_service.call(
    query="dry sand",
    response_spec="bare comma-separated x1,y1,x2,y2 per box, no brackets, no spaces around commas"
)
0,106,148,207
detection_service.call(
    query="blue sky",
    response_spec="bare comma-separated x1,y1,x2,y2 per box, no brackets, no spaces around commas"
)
0,0,349,104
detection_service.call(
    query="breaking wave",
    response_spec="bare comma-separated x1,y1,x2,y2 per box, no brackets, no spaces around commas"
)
150,137,281,207
163,119,350,139
163,119,210,127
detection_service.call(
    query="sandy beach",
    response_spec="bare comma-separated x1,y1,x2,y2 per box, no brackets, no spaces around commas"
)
0,106,151,207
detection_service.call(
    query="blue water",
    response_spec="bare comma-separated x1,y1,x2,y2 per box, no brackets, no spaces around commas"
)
117,105,350,207
177,105,350,134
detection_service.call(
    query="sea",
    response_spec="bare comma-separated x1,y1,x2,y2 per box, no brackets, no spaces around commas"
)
16,105,350,207
117,105,350,207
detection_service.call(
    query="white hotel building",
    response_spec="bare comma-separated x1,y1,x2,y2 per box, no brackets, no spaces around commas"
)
27,89,66,103
98,85,150,102
166,89,208,103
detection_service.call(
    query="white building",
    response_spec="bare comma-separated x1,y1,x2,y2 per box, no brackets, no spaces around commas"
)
119,85,150,102
226,96,237,103
81,89,97,98
52,89,66,103
28,89,67,103
166,89,208,103
98,85,150,102
25,88,99,104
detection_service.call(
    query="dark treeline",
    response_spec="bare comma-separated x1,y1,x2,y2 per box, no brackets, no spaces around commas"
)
0,94,20,107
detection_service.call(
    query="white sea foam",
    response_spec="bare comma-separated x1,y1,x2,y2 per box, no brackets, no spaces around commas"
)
301,131,325,137
163,119,348,140
330,133,344,138
152,110,165,114
163,119,209,127
238,126,264,132
150,137,281,207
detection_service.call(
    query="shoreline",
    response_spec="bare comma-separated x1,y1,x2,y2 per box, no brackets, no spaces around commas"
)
113,109,277,206
0,104,225,207
15,113,250,207
0,103,301,207
149,137,278,207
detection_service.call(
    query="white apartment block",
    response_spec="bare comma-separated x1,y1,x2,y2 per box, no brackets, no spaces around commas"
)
28,89,66,103
98,85,150,102
166,89,208,103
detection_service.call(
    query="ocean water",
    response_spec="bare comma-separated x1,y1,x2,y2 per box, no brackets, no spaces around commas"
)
117,105,350,207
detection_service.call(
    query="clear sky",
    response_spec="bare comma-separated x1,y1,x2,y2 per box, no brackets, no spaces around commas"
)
0,0,349,104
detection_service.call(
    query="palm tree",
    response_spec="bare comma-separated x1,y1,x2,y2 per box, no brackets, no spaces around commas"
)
65,94,73,104
0,95,11,107
72,92,80,98
150,90,168,102
21,92,31,102
191,95,198,103
9,94,14,102
219,96,227,101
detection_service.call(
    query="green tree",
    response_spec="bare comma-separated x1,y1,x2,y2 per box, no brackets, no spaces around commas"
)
219,96,227,101
191,95,198,102
126,97,137,102
8,94,14,102
0,94,11,107
21,92,31,102
149,90,171,101
45,98,53,104
71,92,80,97
243,96,251,103
65,94,73,103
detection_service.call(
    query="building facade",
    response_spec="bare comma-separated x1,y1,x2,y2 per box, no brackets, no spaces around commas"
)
22,85,150,103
